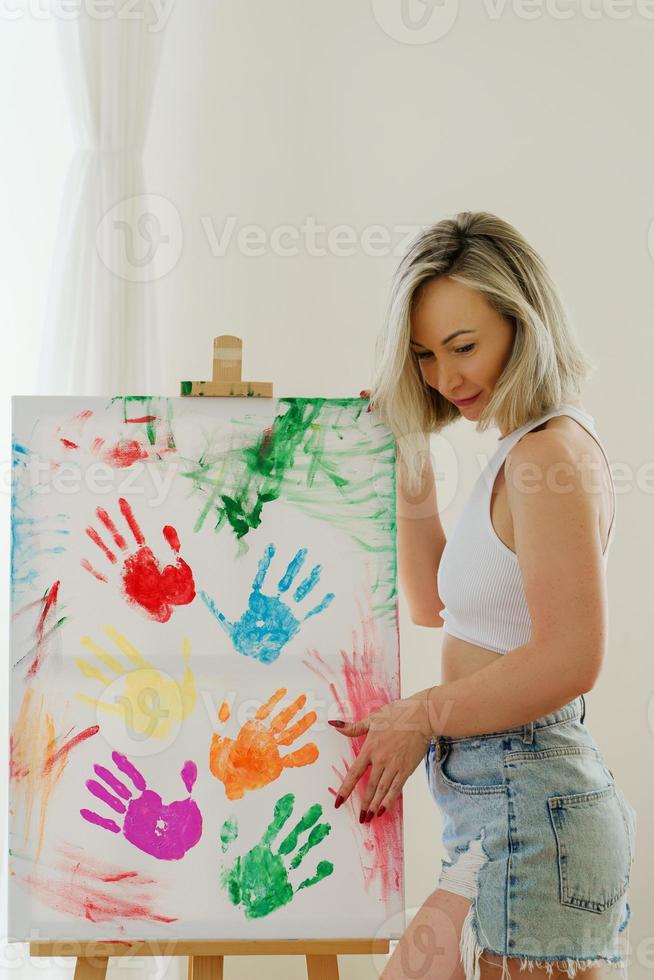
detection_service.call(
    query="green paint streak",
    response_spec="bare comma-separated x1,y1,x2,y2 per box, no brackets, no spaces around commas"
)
180,381,192,396
220,815,238,853
220,794,334,919
110,396,177,452
166,398,176,449
181,397,397,623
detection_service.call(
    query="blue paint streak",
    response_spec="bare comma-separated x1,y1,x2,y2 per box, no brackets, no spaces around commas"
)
10,438,70,603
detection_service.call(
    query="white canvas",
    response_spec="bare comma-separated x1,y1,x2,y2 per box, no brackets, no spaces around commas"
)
8,395,403,941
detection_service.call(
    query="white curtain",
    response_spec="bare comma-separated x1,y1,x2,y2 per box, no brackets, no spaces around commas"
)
36,0,169,396
25,4,184,978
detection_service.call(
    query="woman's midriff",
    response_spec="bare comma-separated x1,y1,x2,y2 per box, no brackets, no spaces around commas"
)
441,634,503,682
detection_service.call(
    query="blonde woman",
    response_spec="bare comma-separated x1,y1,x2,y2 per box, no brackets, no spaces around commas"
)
329,212,636,980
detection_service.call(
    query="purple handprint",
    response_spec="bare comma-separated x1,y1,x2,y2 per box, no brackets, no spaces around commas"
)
80,751,202,860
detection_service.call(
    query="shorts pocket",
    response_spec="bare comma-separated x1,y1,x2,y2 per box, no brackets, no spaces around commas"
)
547,783,631,913
437,739,507,796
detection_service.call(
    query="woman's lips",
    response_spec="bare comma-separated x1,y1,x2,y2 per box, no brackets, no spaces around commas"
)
453,393,480,406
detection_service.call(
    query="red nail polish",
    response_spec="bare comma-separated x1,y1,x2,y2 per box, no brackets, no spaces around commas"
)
328,720,345,728
359,810,366,823
366,810,374,822
334,795,344,808
377,806,386,817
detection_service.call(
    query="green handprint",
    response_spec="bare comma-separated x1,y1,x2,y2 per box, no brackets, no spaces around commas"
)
219,792,334,918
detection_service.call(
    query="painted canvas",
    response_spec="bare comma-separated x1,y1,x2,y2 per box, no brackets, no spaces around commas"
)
8,395,403,941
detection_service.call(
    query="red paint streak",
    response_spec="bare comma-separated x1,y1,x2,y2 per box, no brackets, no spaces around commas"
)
26,581,62,678
35,580,59,644
86,526,117,563
96,507,127,550
103,439,149,468
125,415,157,423
22,841,176,925
118,497,145,545
45,724,99,774
80,558,108,582
60,438,78,449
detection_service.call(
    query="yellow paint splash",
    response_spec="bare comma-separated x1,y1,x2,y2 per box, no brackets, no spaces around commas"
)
74,626,197,740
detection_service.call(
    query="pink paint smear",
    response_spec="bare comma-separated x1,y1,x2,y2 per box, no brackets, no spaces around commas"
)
303,591,403,904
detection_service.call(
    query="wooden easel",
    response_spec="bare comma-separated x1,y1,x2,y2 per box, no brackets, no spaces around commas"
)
28,937,391,979
27,337,392,979
180,334,273,398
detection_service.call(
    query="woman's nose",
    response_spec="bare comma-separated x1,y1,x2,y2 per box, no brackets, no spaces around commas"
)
433,366,462,393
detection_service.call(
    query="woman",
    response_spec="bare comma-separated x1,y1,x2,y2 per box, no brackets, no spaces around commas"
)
328,212,636,980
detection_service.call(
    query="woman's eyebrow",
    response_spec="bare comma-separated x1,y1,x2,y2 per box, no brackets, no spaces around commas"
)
410,329,476,349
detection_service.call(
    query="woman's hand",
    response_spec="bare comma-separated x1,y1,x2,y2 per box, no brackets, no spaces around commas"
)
329,694,433,822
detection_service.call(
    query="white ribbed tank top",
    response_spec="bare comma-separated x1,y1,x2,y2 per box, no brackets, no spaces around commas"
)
436,403,616,655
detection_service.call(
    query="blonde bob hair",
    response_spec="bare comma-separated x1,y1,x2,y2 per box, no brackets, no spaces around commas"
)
369,211,595,494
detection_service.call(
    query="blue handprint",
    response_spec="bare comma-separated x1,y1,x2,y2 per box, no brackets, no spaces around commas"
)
200,544,335,665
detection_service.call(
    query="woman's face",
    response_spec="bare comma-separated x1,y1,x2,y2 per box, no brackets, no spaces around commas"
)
410,276,515,423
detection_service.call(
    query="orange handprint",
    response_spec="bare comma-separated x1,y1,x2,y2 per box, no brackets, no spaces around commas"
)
210,688,319,800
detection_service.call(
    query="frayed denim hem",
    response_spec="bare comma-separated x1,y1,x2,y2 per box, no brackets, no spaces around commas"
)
460,900,631,980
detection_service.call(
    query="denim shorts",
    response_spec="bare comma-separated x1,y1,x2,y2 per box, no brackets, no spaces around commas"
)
424,695,637,980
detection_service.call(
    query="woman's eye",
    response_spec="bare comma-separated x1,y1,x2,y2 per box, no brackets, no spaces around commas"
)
413,344,474,361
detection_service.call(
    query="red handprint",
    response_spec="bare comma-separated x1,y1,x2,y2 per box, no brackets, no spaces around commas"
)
81,497,196,623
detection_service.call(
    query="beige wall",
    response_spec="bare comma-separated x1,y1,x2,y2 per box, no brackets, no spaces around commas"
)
2,1,652,977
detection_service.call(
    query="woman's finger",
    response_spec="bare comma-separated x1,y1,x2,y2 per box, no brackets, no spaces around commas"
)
357,763,384,821
362,769,399,821
359,389,373,412
328,717,369,737
374,774,405,818
333,750,371,807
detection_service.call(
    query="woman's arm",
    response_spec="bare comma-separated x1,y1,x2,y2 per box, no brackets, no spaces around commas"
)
412,639,591,739
396,444,447,627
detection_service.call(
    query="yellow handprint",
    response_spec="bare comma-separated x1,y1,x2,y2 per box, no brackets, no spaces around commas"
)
210,687,319,800
74,626,197,741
